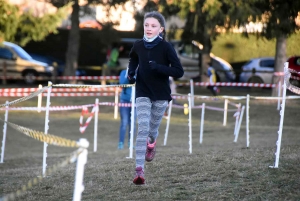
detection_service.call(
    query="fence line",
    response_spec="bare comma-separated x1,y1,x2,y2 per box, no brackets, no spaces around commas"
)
1,72,299,200
270,63,300,169
0,116,89,201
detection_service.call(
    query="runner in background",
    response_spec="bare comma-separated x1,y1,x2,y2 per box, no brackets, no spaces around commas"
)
207,62,220,96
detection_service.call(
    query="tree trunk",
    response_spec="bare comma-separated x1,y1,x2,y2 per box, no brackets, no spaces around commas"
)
272,35,287,96
65,0,80,83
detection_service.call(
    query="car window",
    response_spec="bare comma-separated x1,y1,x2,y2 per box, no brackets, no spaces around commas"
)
244,60,253,66
11,45,32,60
259,59,274,68
178,44,199,59
0,47,14,60
295,57,300,66
211,59,223,70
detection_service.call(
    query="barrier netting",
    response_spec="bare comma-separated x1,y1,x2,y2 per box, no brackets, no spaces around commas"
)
0,149,82,201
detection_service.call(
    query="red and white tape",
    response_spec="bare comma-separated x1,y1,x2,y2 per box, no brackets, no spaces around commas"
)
56,76,119,80
0,72,289,81
177,82,277,88
0,104,94,111
291,75,300,81
0,87,120,93
0,75,120,80
98,102,132,107
79,106,97,133
0,92,116,97
0,81,285,98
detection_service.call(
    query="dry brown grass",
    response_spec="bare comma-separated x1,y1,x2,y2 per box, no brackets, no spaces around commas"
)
0,86,300,201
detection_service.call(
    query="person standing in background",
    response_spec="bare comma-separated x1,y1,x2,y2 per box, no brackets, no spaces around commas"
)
207,62,220,96
107,43,123,70
118,69,136,149
127,11,184,185
101,43,124,85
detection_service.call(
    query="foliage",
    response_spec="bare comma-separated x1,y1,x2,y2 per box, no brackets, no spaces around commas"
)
212,33,274,63
0,1,71,46
211,32,300,64
161,0,299,51
248,0,300,78
0,2,20,43
133,0,181,34
133,1,159,32
18,3,72,46
252,0,300,39
46,0,128,77
180,0,259,52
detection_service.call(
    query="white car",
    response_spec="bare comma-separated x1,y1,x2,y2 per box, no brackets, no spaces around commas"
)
0,41,54,84
172,40,236,82
239,57,275,83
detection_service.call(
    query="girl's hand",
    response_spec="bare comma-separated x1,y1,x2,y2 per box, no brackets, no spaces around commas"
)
127,75,136,84
149,61,158,71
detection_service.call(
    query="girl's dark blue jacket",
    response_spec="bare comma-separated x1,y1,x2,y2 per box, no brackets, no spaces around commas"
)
128,39,184,101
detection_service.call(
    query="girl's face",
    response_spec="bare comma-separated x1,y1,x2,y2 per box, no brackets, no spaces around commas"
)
144,17,164,39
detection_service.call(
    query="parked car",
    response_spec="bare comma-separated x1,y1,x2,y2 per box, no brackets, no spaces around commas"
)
287,56,300,86
239,57,275,84
174,40,236,82
0,41,54,84
28,53,86,76
117,38,236,82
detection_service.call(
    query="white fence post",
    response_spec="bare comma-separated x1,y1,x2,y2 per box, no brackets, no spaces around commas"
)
1,101,9,163
270,62,288,168
190,79,194,107
73,138,89,201
277,81,281,110
93,98,99,152
223,99,228,126
43,81,52,177
163,100,173,146
128,85,136,159
114,87,119,119
234,103,241,135
37,84,42,113
234,105,245,143
188,94,192,154
199,103,205,144
246,94,250,148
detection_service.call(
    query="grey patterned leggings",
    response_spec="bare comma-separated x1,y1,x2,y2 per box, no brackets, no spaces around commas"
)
135,97,168,169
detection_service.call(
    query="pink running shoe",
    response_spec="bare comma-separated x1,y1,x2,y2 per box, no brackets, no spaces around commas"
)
133,166,145,185
145,140,156,162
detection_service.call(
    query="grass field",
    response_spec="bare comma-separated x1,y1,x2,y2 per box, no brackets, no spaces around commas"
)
0,86,300,201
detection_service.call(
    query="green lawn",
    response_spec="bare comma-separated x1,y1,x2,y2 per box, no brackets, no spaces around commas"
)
0,86,300,200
